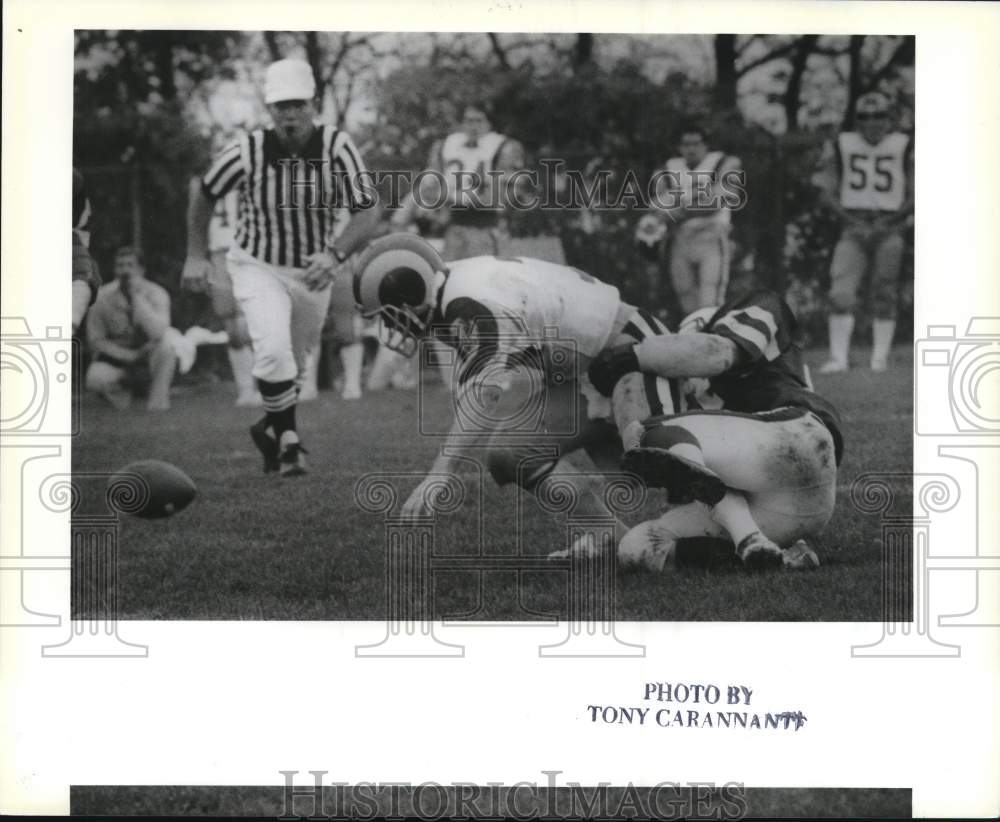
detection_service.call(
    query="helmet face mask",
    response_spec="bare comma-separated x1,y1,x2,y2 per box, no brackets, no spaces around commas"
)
354,232,448,358
375,303,432,358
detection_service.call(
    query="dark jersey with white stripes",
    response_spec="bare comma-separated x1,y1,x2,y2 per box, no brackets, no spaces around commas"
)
696,289,845,464
201,124,372,269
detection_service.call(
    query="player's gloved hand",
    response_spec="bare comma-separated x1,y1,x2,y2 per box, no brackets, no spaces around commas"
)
303,250,337,291
587,343,640,397
181,257,212,294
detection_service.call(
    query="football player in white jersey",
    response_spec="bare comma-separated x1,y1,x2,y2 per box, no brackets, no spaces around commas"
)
424,102,526,261
648,123,742,315
353,233,675,535
816,92,913,372
583,293,843,572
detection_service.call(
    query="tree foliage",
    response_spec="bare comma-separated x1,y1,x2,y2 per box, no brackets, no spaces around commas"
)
73,31,915,338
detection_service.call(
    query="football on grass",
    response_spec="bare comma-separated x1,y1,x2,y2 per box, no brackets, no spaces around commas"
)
108,459,196,519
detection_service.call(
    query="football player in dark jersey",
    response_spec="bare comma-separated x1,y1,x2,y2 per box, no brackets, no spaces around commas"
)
584,289,844,571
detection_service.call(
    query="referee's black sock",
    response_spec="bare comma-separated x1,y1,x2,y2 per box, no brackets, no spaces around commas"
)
257,378,297,440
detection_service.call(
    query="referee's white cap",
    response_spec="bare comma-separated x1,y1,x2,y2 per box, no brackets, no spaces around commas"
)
264,59,315,104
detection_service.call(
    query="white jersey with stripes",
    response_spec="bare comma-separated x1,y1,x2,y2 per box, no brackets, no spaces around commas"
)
201,124,372,269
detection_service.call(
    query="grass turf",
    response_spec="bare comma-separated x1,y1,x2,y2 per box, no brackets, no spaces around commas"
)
71,345,912,621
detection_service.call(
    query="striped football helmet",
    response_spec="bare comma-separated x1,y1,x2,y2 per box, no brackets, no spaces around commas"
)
353,233,448,357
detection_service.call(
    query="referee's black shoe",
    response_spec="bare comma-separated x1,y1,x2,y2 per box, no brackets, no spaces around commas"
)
250,419,280,473
279,438,308,477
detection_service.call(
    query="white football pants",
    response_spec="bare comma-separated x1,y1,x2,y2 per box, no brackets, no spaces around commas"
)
226,245,332,384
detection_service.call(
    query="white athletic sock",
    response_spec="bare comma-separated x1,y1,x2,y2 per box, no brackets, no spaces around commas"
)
709,492,761,548
340,342,363,397
871,318,896,369
827,313,855,367
299,349,320,400
228,346,256,399
366,343,396,391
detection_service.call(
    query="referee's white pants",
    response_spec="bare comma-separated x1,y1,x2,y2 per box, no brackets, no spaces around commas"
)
226,245,332,384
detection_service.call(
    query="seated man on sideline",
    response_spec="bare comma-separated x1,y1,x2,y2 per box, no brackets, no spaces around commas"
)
85,246,178,411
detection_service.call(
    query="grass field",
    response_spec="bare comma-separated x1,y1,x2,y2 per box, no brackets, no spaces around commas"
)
72,345,912,621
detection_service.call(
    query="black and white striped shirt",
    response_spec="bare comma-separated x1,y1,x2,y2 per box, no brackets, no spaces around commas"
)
201,124,372,268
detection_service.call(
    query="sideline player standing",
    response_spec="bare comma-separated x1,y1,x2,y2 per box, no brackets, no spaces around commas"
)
650,123,741,315
817,92,913,373
182,58,381,476
72,168,100,335
425,101,526,261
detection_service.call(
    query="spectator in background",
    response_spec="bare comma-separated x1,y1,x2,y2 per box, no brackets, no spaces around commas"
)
648,123,742,316
72,168,100,335
424,101,526,260
85,246,178,411
816,91,913,373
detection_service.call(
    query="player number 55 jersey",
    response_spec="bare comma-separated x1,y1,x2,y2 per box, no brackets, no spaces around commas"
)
837,131,910,212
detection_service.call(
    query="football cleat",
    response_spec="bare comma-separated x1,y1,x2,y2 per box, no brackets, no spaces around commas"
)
621,446,727,506
235,390,264,408
735,531,784,571
279,440,308,477
249,420,280,473
818,359,848,374
548,533,599,562
783,539,821,570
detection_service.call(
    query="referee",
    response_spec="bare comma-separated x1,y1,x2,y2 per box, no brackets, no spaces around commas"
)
182,58,381,476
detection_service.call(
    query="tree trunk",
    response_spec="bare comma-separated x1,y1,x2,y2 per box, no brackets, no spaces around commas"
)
783,35,818,133
304,31,325,105
573,33,594,71
487,33,511,71
153,40,176,101
714,35,738,110
263,31,282,62
842,35,866,129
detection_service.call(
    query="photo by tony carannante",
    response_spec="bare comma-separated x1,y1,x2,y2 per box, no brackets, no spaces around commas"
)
68,30,914,623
